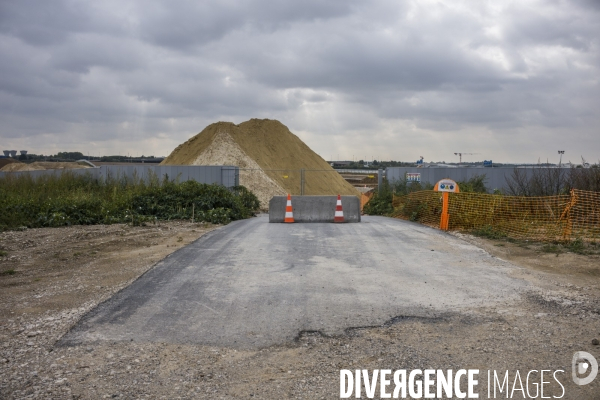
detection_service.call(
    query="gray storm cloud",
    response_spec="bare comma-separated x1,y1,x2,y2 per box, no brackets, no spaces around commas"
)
0,0,598,162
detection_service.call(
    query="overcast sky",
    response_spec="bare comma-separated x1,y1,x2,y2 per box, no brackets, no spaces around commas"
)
1,0,598,163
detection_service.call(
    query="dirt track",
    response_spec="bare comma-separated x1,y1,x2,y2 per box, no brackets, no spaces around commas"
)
1,221,599,399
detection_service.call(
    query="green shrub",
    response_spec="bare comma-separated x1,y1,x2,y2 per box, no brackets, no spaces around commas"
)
0,172,260,230
471,225,507,239
456,174,488,193
391,179,434,196
363,180,394,215
231,186,261,211
566,238,586,254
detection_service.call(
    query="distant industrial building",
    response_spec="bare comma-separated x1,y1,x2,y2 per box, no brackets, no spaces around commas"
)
1,149,28,158
329,161,353,167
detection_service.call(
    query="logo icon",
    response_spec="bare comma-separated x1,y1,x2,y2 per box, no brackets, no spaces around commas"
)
572,351,598,386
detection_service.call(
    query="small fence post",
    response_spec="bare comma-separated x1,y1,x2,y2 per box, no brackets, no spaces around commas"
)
561,189,577,241
378,169,383,194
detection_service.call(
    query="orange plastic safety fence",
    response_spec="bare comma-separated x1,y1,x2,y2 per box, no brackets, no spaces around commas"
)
360,192,374,211
392,189,600,242
391,191,443,228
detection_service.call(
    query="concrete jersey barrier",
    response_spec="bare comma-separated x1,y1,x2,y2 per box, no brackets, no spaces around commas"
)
269,196,361,223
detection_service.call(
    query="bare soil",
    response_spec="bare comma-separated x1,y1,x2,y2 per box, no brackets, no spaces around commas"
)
1,224,599,399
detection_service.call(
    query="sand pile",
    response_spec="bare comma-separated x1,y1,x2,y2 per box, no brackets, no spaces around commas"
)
0,158,21,170
161,119,359,207
31,162,91,170
1,162,44,172
0,161,91,172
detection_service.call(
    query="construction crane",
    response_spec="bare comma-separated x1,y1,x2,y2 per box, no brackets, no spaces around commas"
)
454,152,479,164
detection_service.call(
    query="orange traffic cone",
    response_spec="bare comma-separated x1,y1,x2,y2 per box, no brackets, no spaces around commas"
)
284,194,294,223
334,194,344,223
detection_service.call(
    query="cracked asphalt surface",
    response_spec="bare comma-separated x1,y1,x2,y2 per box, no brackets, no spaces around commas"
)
60,215,528,349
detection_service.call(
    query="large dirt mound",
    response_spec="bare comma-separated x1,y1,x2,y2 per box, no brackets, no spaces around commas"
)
0,161,91,172
161,119,359,207
31,162,91,170
1,162,44,172
0,158,21,169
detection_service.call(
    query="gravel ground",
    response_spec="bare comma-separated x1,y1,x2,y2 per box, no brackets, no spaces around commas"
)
1,222,599,399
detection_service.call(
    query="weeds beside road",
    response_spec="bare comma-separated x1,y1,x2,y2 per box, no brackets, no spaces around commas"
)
472,226,600,256
0,172,259,230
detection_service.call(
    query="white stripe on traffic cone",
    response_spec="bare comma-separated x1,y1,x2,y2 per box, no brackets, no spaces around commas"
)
334,194,344,223
284,194,294,223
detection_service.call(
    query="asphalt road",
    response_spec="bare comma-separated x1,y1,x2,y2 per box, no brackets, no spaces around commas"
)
60,215,528,349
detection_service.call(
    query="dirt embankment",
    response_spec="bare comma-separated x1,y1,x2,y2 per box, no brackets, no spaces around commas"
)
0,158,21,170
1,224,599,399
0,162,44,172
161,119,359,207
1,161,91,172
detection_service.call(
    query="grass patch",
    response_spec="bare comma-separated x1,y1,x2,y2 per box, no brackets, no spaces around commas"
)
471,225,507,240
0,269,16,276
566,238,586,254
470,227,599,256
0,250,7,257
541,243,562,254
539,238,599,256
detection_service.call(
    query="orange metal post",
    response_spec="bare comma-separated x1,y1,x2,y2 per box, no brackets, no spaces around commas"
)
440,192,449,230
